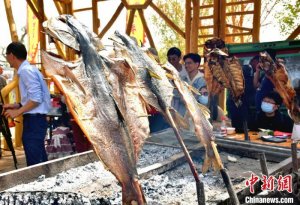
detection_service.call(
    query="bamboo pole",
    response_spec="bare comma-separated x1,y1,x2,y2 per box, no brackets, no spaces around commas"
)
92,0,99,34
126,9,136,35
138,9,155,49
252,0,261,42
149,1,185,38
99,3,124,38
4,0,19,41
190,0,200,53
185,0,191,53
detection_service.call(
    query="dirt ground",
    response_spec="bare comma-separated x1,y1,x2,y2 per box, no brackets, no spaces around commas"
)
4,144,275,205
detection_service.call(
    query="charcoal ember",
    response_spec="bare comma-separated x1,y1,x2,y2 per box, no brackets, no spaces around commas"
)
0,192,96,205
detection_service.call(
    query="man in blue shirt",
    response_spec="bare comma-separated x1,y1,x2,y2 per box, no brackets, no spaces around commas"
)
3,42,51,166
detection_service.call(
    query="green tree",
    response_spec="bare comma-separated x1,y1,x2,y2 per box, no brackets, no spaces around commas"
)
275,0,300,39
151,0,185,63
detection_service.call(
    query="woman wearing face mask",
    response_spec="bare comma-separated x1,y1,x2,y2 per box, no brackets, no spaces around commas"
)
255,91,293,132
197,86,227,122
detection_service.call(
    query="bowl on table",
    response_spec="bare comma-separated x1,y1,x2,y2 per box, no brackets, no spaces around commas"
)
226,127,236,135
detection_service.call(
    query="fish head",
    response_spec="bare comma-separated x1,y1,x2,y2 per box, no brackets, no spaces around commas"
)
259,51,275,72
43,16,80,51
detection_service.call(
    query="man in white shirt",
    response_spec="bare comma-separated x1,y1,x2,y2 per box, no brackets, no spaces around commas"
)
4,42,51,166
183,53,206,91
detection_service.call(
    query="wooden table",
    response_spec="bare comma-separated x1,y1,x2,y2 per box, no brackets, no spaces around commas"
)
224,131,300,149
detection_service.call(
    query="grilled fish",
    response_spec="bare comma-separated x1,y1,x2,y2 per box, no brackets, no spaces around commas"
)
105,57,150,163
203,38,245,105
259,51,300,123
43,15,146,205
163,63,223,173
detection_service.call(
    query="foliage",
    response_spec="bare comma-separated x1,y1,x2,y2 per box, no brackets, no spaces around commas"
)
275,1,300,39
151,0,185,63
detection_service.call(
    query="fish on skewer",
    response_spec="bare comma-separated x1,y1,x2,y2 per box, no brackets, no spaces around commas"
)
259,51,300,123
203,38,245,106
43,15,146,204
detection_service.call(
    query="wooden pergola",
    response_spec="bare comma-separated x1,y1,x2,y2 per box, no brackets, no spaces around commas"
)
2,0,300,148
4,0,300,56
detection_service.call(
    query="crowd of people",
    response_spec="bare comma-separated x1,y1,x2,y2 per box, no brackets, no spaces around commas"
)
163,47,294,134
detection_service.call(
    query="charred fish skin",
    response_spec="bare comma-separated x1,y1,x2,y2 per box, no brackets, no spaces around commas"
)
63,15,145,204
164,63,222,173
105,57,150,163
113,31,173,112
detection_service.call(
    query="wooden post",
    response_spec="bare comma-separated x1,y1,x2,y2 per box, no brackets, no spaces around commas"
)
190,0,199,53
126,9,136,35
37,0,46,55
92,0,99,34
138,9,156,49
219,0,226,41
213,0,220,37
4,0,19,42
291,142,298,172
259,153,269,176
185,0,191,54
253,0,261,42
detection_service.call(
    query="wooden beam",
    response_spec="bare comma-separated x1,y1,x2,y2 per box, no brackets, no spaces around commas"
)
199,25,214,29
199,4,213,9
92,0,99,34
199,15,213,20
149,1,185,38
226,24,252,31
185,0,191,53
226,0,254,6
252,0,261,42
4,0,19,41
99,3,124,38
73,7,93,12
198,34,214,38
190,0,200,53
26,0,42,21
287,25,300,40
226,32,252,37
226,11,254,16
138,9,156,49
55,0,72,4
54,1,64,15
126,9,135,35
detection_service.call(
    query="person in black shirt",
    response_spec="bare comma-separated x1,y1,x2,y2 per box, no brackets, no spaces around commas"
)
255,91,293,132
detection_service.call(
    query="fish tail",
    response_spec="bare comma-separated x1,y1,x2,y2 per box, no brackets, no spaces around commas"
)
122,179,147,205
169,108,189,130
202,142,224,174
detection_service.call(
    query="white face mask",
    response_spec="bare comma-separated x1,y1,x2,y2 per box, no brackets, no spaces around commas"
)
261,101,274,113
198,95,209,105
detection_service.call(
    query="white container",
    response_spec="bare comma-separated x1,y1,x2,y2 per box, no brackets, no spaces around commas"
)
226,127,236,135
